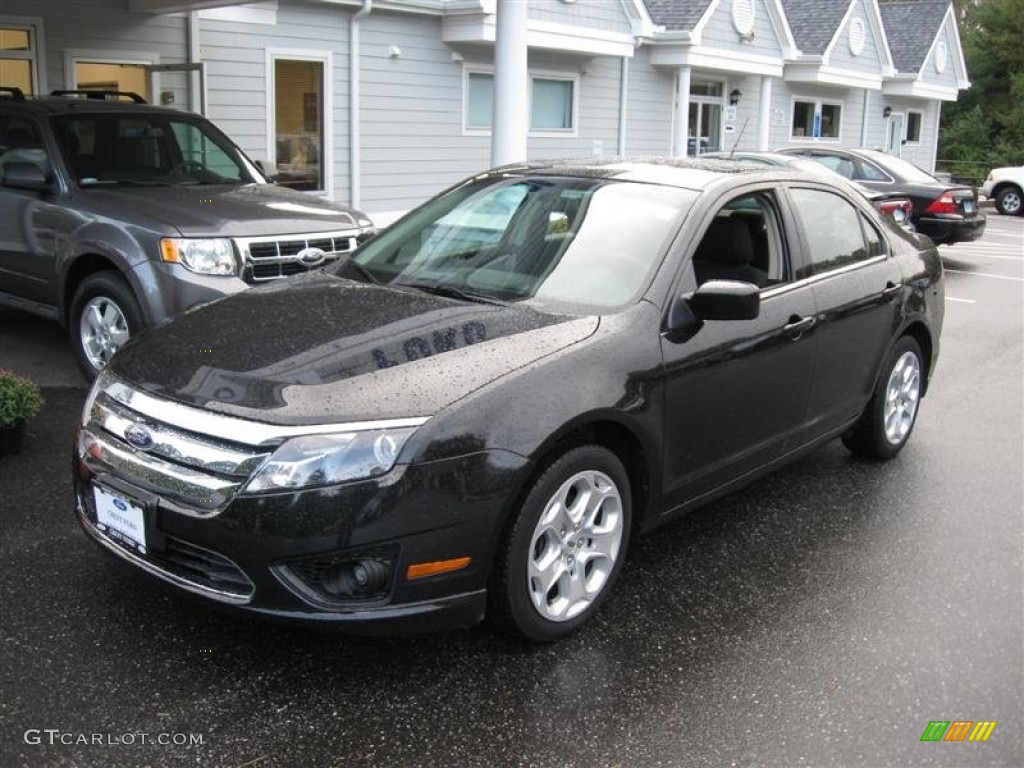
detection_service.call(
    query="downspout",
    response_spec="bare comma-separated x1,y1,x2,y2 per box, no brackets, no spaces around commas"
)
617,56,629,155
350,0,372,207
860,89,870,148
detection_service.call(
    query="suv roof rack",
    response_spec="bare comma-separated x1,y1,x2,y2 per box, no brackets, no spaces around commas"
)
50,89,147,104
0,86,26,101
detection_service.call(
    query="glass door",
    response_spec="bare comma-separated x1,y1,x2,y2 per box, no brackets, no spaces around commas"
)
687,82,723,155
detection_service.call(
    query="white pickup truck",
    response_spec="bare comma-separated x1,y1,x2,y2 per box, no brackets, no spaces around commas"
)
982,165,1024,216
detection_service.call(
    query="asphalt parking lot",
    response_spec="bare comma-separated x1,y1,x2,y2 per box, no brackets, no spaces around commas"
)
0,215,1021,767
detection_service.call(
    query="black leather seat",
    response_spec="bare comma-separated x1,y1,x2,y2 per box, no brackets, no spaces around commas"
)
692,216,768,287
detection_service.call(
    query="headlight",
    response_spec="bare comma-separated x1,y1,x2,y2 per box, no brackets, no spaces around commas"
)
243,427,418,492
160,238,237,276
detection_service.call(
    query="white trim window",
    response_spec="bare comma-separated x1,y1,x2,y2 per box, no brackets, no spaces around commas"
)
906,110,923,143
790,98,843,141
463,69,579,137
0,17,45,95
265,49,333,196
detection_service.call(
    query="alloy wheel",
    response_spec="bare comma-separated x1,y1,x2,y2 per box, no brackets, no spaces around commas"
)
80,296,130,371
883,351,921,445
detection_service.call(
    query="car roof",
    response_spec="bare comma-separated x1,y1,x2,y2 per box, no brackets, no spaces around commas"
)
491,156,791,191
0,92,190,118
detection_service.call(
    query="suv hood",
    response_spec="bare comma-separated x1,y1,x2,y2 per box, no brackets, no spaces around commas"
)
108,274,598,425
77,183,364,237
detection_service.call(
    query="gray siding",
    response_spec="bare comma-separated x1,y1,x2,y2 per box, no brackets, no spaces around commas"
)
528,0,633,34
359,12,485,214
623,46,673,155
768,80,861,147
883,98,939,169
527,51,623,161
699,0,784,59
919,17,960,89
200,3,351,201
3,0,187,94
827,0,884,76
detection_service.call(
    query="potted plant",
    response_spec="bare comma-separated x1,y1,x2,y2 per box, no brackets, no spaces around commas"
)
0,369,44,456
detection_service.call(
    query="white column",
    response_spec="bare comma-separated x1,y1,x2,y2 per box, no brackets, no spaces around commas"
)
491,0,529,167
672,66,691,157
757,75,772,150
860,89,871,148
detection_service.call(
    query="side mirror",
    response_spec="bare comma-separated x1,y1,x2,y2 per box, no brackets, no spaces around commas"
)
666,279,760,341
1,161,51,191
253,158,279,183
688,279,760,321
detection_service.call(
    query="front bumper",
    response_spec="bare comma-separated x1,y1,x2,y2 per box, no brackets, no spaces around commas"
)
73,436,531,634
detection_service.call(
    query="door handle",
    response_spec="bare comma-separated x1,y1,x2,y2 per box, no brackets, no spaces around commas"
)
882,281,902,299
784,315,815,339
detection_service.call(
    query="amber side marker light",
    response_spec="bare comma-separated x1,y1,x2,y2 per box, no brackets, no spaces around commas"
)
406,557,472,581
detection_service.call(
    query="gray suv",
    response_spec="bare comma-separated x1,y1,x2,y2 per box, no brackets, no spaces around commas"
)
0,88,374,379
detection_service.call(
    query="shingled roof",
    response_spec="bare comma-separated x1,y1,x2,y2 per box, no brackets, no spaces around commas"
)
642,0,716,31
779,0,853,54
878,0,951,72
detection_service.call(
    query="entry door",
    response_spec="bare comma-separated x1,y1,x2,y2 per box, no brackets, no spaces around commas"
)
886,114,904,157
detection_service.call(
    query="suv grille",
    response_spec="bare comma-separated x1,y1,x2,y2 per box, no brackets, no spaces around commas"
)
235,231,359,284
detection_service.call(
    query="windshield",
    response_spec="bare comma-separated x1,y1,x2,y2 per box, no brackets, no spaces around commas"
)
51,113,261,186
348,174,695,313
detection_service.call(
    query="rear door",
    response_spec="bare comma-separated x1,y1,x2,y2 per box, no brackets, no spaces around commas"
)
786,185,903,439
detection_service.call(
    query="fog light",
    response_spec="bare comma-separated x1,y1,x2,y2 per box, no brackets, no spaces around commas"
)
321,559,390,598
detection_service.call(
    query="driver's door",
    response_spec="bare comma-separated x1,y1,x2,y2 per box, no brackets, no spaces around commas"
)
659,189,818,512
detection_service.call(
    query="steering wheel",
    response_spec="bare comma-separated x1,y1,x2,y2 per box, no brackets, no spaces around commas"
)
168,159,207,177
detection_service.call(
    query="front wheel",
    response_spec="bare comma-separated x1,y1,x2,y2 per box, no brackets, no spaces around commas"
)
490,445,632,642
842,336,924,459
69,272,143,381
995,186,1023,216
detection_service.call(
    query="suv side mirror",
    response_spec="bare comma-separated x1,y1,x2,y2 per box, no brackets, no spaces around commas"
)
1,161,51,191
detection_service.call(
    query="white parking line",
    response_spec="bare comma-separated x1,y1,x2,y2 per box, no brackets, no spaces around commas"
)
942,251,1024,262
943,269,1024,282
945,297,976,304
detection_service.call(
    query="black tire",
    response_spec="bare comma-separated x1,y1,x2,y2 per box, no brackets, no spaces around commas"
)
490,445,632,642
69,271,144,381
842,336,924,460
995,186,1023,216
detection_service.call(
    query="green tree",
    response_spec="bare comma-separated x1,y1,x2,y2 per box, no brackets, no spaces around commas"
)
940,0,1024,177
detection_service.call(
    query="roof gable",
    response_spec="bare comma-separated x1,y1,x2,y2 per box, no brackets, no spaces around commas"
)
780,0,851,54
878,0,950,72
642,0,716,31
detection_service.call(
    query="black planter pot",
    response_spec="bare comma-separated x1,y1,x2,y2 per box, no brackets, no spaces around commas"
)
0,422,26,456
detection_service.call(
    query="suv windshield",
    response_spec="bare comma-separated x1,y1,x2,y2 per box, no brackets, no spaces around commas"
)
348,175,695,313
52,112,260,186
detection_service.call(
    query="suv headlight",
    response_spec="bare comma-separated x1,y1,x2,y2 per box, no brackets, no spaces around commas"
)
160,238,237,276
243,427,419,493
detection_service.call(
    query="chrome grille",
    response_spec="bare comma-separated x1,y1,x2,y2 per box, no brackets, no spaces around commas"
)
235,230,359,284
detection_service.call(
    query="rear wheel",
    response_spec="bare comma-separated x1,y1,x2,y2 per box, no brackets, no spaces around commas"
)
842,336,923,460
995,185,1023,216
69,272,143,381
490,445,631,642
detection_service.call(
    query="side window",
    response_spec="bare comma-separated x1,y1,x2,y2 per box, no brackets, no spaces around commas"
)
691,193,789,289
790,189,873,278
0,114,48,176
813,154,855,179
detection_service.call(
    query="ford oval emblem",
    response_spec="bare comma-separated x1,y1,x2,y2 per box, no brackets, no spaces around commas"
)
124,424,154,450
113,498,128,511
297,246,327,267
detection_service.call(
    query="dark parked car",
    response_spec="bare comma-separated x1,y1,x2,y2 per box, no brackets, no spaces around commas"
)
73,158,944,641
703,151,916,227
0,87,373,380
777,146,986,244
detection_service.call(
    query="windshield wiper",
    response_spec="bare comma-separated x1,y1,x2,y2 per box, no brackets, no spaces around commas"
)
397,281,508,306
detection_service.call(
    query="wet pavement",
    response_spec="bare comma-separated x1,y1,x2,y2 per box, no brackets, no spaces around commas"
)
0,217,1021,767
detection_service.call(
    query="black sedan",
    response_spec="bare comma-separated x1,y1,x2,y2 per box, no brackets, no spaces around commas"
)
73,159,944,641
777,146,986,244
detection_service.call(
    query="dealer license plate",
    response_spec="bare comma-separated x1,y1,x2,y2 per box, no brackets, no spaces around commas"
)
93,485,147,554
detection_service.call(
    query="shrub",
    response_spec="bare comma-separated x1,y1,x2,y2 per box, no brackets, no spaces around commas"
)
0,370,44,428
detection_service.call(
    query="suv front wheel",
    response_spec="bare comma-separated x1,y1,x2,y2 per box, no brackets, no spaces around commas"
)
69,272,143,381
